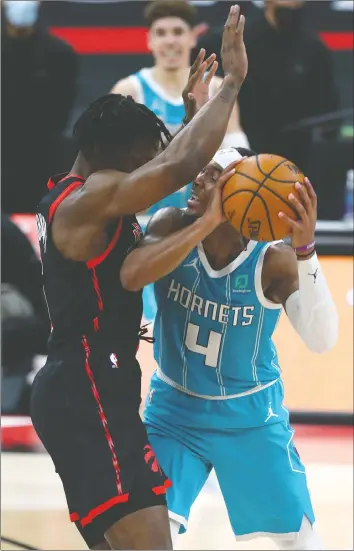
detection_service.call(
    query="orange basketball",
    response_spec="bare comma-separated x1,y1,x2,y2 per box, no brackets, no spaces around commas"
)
222,154,304,242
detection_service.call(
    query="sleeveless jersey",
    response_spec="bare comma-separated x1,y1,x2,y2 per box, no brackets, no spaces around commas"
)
133,68,191,214
36,173,143,367
153,240,282,398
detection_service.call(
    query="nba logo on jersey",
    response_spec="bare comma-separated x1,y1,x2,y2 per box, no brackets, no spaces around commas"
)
110,353,119,368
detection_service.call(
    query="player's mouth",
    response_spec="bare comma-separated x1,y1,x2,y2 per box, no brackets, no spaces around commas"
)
187,192,201,210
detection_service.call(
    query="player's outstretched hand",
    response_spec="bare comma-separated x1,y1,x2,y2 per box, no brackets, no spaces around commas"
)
204,159,244,230
182,49,218,124
221,5,248,89
278,178,317,253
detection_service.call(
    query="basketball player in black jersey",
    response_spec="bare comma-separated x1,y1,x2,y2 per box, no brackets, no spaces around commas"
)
30,6,247,549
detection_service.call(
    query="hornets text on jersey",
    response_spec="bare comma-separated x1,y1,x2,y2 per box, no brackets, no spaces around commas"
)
153,240,282,397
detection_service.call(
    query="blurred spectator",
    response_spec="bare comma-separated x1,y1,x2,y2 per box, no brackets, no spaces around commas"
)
198,0,338,174
2,0,78,214
111,0,249,214
237,0,338,174
1,214,49,415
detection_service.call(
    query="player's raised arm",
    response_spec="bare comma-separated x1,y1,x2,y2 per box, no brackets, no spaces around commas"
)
262,178,338,354
120,163,238,291
55,6,247,218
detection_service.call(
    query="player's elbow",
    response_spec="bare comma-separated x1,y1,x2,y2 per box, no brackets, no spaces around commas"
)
120,264,143,292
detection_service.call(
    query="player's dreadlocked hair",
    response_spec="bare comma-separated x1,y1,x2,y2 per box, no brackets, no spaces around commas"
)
73,94,172,163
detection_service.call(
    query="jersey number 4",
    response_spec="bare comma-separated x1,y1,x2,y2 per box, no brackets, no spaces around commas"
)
185,322,222,368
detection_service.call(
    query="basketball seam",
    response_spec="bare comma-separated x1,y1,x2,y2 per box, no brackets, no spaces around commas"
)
255,155,302,183
223,177,299,219
224,189,275,241
239,156,287,240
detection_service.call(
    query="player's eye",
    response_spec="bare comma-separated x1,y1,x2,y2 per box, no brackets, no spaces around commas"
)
156,28,166,36
174,27,184,36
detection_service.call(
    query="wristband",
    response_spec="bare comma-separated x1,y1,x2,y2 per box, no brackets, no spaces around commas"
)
294,241,315,253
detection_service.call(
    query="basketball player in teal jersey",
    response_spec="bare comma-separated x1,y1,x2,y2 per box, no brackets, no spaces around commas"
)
120,147,338,549
111,0,249,215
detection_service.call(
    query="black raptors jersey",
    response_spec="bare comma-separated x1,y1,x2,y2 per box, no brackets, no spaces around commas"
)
36,173,143,391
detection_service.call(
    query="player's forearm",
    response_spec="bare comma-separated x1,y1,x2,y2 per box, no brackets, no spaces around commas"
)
285,254,338,353
120,217,212,292
164,75,240,184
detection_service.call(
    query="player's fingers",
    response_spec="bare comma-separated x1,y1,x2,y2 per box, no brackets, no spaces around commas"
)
222,158,245,175
189,49,205,78
205,61,218,85
224,5,239,30
205,53,217,71
304,177,317,209
278,212,301,230
236,13,245,36
217,167,236,187
294,182,311,214
288,191,307,221
185,60,207,92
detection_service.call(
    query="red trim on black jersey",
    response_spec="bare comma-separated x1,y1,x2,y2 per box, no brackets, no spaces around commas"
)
90,268,104,311
86,218,123,269
81,494,129,527
152,478,173,496
48,181,83,223
81,337,126,500
47,173,83,190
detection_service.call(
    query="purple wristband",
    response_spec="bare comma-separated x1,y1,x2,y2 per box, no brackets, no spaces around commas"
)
295,241,315,253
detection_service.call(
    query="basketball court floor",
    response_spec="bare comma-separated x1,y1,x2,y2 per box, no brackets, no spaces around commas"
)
1,423,353,550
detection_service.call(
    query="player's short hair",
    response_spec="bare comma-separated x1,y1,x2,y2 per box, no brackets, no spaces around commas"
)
235,147,257,158
73,94,172,162
144,0,197,28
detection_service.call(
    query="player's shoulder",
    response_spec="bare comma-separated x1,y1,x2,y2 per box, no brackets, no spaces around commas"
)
110,74,140,98
146,207,193,237
263,241,297,275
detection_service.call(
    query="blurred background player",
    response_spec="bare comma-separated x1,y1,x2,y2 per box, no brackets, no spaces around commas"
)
111,0,249,215
120,147,338,550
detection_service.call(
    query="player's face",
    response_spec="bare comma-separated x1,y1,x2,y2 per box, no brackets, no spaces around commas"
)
148,17,196,70
187,163,222,216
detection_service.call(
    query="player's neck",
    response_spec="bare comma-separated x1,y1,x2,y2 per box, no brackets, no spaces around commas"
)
202,225,247,270
70,153,91,181
151,66,190,97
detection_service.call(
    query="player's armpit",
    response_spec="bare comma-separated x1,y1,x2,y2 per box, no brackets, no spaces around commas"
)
120,208,207,291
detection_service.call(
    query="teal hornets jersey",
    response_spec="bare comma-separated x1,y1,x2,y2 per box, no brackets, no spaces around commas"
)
133,68,191,215
153,241,283,397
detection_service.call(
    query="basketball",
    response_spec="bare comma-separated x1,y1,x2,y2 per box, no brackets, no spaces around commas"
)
222,154,305,242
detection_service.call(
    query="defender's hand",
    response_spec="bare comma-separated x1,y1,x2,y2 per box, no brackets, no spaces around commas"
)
182,49,218,124
221,5,248,89
278,178,317,253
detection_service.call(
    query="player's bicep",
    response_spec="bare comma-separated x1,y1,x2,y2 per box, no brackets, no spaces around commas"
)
263,244,299,307
139,208,185,247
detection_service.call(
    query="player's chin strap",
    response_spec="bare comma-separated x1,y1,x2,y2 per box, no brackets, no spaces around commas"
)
138,323,155,344
285,253,338,354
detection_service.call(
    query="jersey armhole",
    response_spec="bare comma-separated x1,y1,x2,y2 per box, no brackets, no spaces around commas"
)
86,217,123,269
48,181,84,224
129,75,144,104
254,242,283,310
